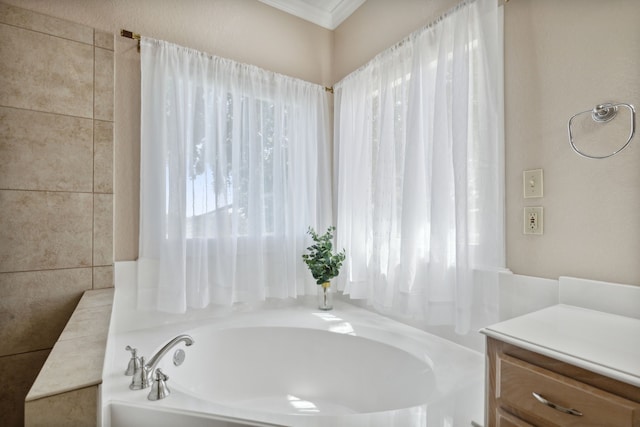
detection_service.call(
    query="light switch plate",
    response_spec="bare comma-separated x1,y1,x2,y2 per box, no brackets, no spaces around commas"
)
523,169,543,198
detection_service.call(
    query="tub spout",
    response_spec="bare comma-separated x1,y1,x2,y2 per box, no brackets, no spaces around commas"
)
130,334,194,390
146,334,194,374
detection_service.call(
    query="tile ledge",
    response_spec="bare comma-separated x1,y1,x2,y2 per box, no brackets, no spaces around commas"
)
25,289,113,402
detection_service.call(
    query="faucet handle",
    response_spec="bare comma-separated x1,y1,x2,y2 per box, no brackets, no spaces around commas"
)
124,345,142,376
155,368,169,382
129,356,147,390
148,368,170,401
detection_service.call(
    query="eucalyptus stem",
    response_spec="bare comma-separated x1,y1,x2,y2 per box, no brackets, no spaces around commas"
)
302,226,346,286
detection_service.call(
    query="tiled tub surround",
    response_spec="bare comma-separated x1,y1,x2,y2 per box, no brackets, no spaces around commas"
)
25,288,115,426
0,3,114,426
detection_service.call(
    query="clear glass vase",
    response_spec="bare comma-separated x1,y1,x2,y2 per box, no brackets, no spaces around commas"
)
318,282,333,310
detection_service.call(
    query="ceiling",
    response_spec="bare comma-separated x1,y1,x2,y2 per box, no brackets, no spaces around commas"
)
257,0,366,30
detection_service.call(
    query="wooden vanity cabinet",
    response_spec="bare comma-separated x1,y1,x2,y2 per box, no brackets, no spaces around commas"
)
496,409,534,427
486,337,640,427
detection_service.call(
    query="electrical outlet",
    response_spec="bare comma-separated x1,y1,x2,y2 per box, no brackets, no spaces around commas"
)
523,206,543,235
523,169,543,198
527,212,538,231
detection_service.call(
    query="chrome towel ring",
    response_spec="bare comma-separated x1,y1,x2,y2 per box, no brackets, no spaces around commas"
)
567,102,636,159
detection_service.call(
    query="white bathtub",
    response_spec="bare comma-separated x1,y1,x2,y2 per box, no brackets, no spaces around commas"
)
101,264,484,427
168,325,433,415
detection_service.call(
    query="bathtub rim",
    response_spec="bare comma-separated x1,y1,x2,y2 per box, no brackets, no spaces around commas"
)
102,262,485,427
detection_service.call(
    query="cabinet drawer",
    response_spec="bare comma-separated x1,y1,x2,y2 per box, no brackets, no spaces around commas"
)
497,354,640,426
496,408,534,427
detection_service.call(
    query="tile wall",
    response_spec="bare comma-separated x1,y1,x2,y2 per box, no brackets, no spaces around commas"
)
0,3,114,425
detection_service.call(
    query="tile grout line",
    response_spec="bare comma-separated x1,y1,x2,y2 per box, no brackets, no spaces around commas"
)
0,188,113,195
0,104,113,122
0,348,52,360
0,266,109,275
0,188,91,194
0,20,94,47
92,30,96,291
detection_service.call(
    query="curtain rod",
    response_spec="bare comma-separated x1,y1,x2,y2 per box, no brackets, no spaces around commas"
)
120,29,140,40
120,29,140,51
119,29,334,93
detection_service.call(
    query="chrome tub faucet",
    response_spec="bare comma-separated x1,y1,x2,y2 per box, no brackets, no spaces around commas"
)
127,334,194,399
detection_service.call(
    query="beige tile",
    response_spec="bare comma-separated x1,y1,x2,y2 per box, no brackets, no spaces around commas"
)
27,334,106,400
94,30,113,50
77,288,114,309
0,191,93,272
0,107,93,192
0,3,93,44
58,305,111,342
0,349,50,427
114,37,141,262
93,193,113,266
0,269,90,356
25,386,98,427
94,47,114,121
94,120,113,193
0,24,93,118
92,265,114,289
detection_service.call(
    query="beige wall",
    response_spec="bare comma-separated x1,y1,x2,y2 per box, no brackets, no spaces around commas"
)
333,0,640,286
7,0,640,285
4,0,638,285
332,0,460,83
505,0,640,285
0,0,333,85
0,4,114,425
503,0,640,285
2,0,334,261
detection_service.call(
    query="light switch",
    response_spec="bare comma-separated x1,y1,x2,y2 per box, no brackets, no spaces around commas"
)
523,169,543,198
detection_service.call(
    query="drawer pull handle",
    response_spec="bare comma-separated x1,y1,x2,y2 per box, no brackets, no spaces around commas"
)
532,392,583,416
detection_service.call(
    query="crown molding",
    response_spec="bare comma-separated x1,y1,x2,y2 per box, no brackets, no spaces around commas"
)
258,0,365,30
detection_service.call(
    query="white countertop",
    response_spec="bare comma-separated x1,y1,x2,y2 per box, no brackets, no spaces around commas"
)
480,304,640,388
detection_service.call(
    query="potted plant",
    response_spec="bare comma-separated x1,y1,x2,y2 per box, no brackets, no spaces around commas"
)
302,226,346,310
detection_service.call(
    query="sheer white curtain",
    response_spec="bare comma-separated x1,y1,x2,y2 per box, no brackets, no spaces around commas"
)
138,38,332,312
334,0,504,333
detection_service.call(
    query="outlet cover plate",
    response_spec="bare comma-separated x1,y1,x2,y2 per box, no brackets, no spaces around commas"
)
523,169,543,198
524,206,544,235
